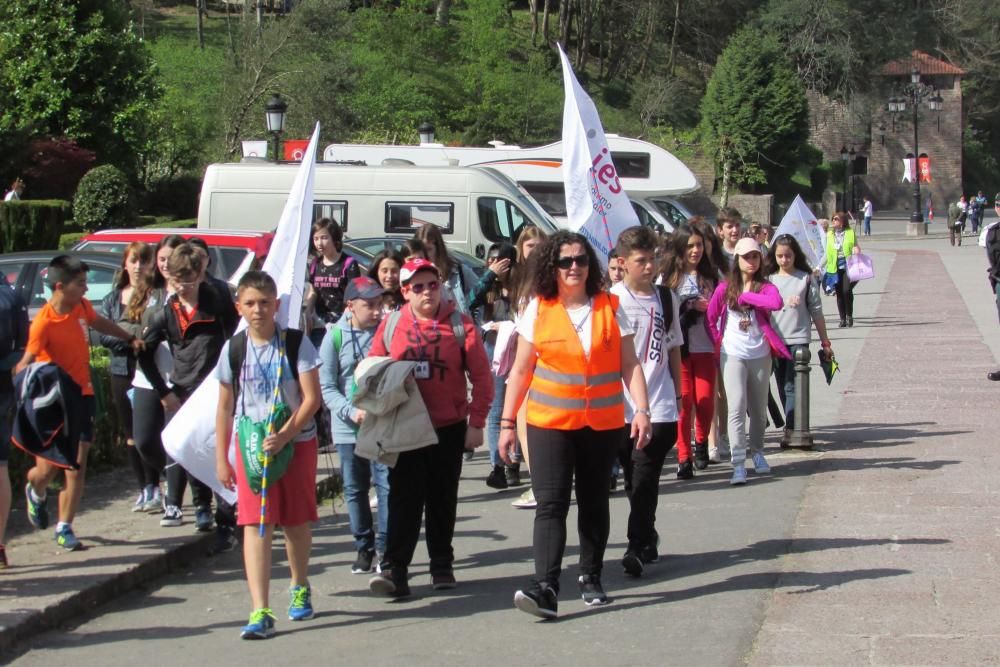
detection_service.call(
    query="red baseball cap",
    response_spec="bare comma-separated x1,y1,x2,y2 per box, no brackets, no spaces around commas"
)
399,258,440,284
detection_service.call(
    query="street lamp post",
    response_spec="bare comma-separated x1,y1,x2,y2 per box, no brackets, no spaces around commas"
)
888,67,940,236
839,145,849,212
417,122,436,145
265,93,288,162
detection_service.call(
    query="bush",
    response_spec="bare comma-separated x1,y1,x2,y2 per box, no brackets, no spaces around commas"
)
60,232,87,249
0,200,70,251
74,165,135,231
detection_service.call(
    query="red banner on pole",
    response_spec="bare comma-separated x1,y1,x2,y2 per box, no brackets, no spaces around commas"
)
918,156,931,183
283,140,309,162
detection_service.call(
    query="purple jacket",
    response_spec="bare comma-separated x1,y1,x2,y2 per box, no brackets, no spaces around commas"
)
706,282,791,360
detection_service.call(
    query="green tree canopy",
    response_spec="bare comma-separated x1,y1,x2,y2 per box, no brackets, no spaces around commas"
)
699,28,810,203
0,0,162,175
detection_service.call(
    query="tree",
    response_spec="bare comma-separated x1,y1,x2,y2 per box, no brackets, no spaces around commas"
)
699,29,810,205
0,0,162,175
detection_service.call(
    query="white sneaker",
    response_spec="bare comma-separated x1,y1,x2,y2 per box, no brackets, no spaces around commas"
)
752,452,771,474
143,487,163,513
160,505,183,527
131,491,146,513
708,447,722,463
730,466,748,485
512,488,537,509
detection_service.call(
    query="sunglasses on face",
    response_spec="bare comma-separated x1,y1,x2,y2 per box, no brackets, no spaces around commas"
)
557,254,590,270
408,280,440,294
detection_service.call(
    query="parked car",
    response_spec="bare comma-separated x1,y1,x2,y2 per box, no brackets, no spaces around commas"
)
0,250,123,321
346,236,486,276
72,228,274,285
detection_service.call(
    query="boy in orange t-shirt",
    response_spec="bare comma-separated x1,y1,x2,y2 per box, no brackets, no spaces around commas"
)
15,255,142,551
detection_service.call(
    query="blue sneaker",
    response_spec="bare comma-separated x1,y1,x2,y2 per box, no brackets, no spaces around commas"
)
288,584,314,621
730,465,748,486
25,484,48,530
55,525,82,551
194,506,214,533
240,608,276,639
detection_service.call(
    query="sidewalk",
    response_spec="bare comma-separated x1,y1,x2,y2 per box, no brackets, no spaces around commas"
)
749,244,1000,664
0,457,340,654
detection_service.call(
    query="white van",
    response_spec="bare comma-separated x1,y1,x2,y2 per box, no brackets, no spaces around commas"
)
322,135,699,232
197,162,559,259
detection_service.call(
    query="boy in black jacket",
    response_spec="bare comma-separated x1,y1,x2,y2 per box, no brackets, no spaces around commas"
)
140,243,240,551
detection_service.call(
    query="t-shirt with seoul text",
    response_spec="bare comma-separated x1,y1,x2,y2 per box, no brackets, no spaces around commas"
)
611,283,682,423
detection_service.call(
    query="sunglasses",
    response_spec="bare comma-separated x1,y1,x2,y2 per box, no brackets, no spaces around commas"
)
557,254,590,270
408,280,440,294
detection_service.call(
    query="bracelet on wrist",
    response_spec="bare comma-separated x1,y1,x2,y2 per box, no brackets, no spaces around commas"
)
500,425,516,431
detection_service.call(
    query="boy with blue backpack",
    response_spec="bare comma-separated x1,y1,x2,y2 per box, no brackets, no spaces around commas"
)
319,276,389,575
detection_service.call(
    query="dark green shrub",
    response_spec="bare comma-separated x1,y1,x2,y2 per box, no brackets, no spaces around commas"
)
73,165,135,231
0,200,70,251
60,232,87,249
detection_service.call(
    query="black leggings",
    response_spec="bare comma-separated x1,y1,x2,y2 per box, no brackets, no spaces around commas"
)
117,378,159,490
617,422,677,552
528,424,625,593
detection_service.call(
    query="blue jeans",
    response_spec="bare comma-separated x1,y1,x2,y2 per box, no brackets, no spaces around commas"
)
863,216,871,235
484,335,521,466
774,344,808,429
338,443,389,553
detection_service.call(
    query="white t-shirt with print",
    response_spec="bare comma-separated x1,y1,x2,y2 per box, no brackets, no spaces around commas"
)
611,283,682,423
516,296,634,356
722,307,769,360
215,331,321,443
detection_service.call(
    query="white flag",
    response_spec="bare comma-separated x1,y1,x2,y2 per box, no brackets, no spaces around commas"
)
774,195,827,270
902,157,915,183
161,123,321,503
558,45,639,267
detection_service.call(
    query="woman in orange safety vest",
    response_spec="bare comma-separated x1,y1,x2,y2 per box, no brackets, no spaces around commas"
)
498,230,652,620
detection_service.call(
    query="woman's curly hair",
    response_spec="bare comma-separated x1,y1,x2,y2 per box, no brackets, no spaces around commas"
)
533,230,604,299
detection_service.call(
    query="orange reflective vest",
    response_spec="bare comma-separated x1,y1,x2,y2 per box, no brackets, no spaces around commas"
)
527,292,624,431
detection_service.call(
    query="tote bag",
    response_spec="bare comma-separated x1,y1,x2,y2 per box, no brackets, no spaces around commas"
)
846,253,875,282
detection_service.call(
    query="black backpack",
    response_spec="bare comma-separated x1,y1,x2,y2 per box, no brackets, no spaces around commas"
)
226,327,303,413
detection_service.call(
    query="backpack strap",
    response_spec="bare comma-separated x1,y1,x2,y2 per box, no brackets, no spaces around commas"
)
449,309,467,369
332,326,343,357
655,285,674,334
339,255,355,279
383,309,403,352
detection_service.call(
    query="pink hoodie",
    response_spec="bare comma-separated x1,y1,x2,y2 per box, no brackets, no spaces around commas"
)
369,300,494,429
706,282,791,360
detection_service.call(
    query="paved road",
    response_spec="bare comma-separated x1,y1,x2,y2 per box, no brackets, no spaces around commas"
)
9,233,996,666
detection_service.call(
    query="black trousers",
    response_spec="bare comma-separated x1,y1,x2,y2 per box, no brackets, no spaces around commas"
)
617,421,677,552
528,424,625,593
834,267,855,320
382,420,466,576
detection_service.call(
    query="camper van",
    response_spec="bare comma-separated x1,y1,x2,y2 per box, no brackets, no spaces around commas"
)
322,135,699,232
196,162,559,259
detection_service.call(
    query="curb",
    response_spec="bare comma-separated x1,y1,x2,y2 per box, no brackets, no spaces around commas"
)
0,471,342,658
0,532,213,658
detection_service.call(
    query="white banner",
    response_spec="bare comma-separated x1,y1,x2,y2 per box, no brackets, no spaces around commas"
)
774,195,827,270
558,44,639,267
241,140,268,158
901,157,916,183
162,123,321,503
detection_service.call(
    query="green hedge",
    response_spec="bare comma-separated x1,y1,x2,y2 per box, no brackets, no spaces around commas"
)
0,200,70,252
6,347,125,496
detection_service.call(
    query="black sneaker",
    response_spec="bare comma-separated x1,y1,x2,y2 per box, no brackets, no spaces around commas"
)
505,463,522,487
578,574,608,606
351,548,376,574
676,460,694,480
210,527,238,555
639,542,660,564
514,581,558,619
486,465,508,490
431,571,457,590
622,550,643,577
369,568,410,598
694,443,709,470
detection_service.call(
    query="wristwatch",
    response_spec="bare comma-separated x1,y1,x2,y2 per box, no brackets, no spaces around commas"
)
635,408,652,417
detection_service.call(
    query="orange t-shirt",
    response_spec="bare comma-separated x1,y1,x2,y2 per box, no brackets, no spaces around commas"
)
26,298,97,395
